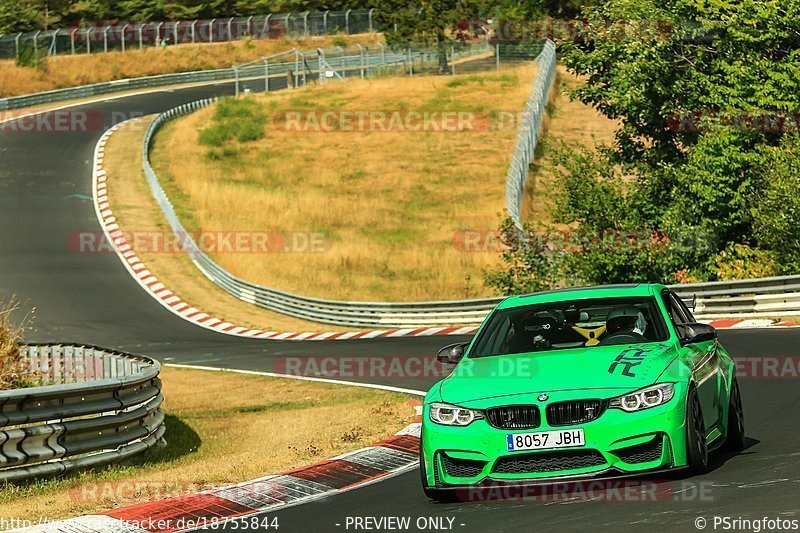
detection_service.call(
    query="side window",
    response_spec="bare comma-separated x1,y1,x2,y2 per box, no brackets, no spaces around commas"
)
662,290,689,339
672,292,697,323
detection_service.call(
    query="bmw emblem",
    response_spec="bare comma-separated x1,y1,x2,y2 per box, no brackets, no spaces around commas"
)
537,393,549,402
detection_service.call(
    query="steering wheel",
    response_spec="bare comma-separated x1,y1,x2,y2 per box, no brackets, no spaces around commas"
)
598,331,648,346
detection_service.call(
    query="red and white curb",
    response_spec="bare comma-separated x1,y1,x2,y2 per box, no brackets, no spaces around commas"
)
92,122,480,341
14,405,424,533
92,123,794,339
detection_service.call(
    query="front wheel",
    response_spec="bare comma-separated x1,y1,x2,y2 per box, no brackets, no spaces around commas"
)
685,386,709,474
722,378,745,452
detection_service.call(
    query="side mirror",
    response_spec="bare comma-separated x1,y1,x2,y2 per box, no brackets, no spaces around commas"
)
680,323,717,345
436,343,468,364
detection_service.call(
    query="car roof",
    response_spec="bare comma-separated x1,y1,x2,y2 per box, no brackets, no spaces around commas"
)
498,283,666,309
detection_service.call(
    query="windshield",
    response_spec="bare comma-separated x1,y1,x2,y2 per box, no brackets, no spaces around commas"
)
470,297,669,357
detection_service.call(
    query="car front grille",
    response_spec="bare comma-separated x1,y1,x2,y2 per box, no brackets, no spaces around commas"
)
613,436,664,464
486,405,541,429
440,454,486,478
493,449,606,474
546,399,604,426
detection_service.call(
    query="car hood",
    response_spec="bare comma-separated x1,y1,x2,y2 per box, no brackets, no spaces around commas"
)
438,342,678,406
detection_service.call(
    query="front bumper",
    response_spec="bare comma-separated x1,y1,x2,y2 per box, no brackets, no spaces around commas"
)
421,392,689,488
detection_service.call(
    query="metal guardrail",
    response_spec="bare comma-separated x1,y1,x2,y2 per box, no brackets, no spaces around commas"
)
505,39,556,229
0,344,163,483
0,9,376,61
131,41,798,327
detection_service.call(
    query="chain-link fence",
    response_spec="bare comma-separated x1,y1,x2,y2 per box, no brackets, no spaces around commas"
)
231,40,493,95
0,9,376,62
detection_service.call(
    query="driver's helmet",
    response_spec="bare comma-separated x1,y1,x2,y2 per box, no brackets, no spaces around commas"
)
606,305,647,336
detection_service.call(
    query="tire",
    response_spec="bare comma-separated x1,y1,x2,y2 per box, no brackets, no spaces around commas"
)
685,386,709,474
722,378,745,452
420,449,460,503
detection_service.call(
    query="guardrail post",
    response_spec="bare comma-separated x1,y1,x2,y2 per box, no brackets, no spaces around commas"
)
317,48,325,86
234,66,239,96
357,44,365,78
264,58,270,91
294,48,299,89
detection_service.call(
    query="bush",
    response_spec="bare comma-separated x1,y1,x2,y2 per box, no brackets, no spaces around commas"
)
199,97,266,148
711,244,781,281
752,136,800,271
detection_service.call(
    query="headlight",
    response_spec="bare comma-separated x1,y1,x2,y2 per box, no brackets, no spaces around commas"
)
609,384,675,412
429,402,484,426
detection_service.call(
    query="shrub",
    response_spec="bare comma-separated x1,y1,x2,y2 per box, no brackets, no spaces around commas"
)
711,244,781,281
199,97,266,147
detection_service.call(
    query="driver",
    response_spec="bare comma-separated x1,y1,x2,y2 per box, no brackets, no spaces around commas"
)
603,305,648,342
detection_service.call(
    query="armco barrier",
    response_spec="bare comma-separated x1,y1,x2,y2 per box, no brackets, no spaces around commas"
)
142,103,800,327
0,344,163,483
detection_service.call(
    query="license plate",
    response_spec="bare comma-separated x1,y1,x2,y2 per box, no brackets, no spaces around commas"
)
506,428,585,451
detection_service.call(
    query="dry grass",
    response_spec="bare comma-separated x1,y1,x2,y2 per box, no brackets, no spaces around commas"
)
103,118,349,332
0,298,38,391
0,366,413,521
520,66,620,223
152,63,538,301
0,33,383,98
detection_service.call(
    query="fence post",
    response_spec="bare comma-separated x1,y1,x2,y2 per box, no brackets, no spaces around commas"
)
303,12,309,35
209,19,215,43
103,26,109,52
323,11,329,34
50,29,59,56
32,31,39,60
85,28,91,54
451,43,455,75
155,22,163,47
368,8,375,32
357,44,365,78
120,24,128,52
246,16,253,37
496,43,500,70
294,48,299,89
70,28,77,55
191,21,197,43
317,48,325,86
227,18,234,41
173,21,180,45
345,9,352,34
138,24,143,49
265,15,271,38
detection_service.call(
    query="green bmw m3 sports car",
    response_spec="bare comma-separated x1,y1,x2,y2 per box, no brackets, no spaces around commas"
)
421,284,745,501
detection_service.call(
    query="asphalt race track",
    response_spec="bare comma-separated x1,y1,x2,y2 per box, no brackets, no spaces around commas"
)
2,82,800,532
